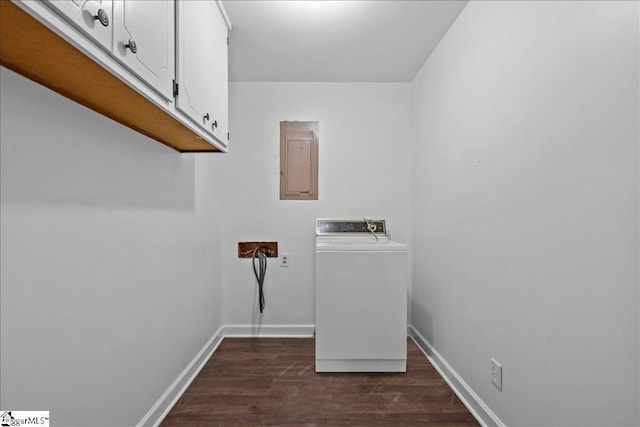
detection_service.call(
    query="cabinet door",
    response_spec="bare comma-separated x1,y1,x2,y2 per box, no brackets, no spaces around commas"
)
45,0,113,51
208,2,228,143
112,0,174,100
175,0,214,133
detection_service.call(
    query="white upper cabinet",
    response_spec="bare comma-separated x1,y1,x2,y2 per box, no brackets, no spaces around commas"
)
175,0,212,131
176,0,230,147
112,0,175,100
208,3,229,143
12,0,230,151
45,0,113,51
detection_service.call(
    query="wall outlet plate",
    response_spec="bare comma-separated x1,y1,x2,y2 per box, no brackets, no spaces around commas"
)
491,358,502,391
280,253,290,267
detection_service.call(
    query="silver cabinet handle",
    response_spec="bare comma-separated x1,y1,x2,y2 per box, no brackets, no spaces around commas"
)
94,9,109,27
125,39,137,54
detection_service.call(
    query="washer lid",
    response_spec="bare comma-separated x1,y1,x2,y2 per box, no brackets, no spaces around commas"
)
316,235,407,252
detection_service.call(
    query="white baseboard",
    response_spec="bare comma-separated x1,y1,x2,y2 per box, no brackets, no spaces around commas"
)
223,323,315,338
136,325,225,427
408,325,506,427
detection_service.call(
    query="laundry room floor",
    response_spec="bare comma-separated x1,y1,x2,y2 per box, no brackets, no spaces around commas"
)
160,338,480,426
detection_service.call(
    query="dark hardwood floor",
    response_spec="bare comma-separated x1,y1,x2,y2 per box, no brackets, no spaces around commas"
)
160,338,480,426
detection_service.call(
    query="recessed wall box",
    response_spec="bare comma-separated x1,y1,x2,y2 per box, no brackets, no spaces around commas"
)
238,242,278,258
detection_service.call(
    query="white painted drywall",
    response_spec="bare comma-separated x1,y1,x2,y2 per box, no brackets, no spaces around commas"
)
0,68,224,427
410,1,639,425
220,82,412,327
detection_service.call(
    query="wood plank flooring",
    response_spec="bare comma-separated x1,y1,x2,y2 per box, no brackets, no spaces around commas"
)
160,338,480,426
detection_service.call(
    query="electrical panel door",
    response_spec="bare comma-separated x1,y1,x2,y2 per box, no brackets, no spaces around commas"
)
280,121,319,200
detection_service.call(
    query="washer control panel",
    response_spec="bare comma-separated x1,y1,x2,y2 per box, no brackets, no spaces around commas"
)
316,219,386,236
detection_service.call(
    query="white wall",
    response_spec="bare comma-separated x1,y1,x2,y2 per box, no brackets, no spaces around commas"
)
220,82,411,327
4,2,638,425
0,68,224,427
410,1,639,426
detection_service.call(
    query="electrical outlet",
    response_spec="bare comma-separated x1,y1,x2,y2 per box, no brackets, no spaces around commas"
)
280,253,290,267
491,358,502,391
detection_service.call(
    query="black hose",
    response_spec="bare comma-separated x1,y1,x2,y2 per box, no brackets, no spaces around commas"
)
252,247,267,313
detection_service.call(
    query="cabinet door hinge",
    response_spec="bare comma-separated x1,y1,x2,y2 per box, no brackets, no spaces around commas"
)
227,36,229,46
173,80,179,97
227,132,230,140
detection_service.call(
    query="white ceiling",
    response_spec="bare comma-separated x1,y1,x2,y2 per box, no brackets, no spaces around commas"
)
222,1,468,82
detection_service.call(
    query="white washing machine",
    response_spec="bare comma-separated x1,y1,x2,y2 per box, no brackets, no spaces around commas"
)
315,218,407,372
